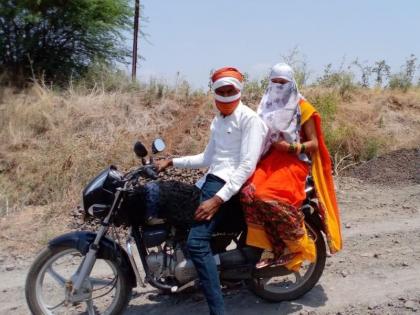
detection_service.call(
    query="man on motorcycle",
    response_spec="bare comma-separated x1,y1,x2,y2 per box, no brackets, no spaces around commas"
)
155,67,268,315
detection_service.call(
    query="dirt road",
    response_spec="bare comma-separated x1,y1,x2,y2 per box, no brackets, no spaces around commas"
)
1,175,419,315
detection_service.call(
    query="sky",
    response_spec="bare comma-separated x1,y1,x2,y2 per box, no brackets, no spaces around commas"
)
128,0,420,89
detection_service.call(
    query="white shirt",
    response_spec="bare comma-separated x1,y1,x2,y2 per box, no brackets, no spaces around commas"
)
173,102,268,202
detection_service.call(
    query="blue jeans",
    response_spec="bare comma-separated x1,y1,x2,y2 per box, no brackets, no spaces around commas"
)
144,181,160,218
187,174,226,315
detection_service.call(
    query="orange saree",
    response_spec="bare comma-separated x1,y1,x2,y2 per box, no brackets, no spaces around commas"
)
241,99,342,271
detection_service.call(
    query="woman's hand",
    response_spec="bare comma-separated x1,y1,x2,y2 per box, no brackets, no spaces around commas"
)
272,116,319,155
194,196,224,221
272,140,290,152
154,159,173,172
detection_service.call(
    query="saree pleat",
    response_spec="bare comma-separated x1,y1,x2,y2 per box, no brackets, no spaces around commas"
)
241,151,316,271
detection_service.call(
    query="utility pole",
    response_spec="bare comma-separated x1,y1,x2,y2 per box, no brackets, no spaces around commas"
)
132,0,140,81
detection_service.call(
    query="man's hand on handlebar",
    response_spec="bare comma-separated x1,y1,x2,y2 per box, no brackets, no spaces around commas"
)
154,159,173,173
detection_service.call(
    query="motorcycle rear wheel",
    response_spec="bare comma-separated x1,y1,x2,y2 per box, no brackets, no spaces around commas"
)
25,245,132,315
250,220,326,302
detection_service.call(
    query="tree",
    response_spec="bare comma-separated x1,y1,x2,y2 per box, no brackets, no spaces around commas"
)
371,60,390,87
281,47,311,87
388,54,418,92
403,54,417,83
352,58,372,87
0,0,133,85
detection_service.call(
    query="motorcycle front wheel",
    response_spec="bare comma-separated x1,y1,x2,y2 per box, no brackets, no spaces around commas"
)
250,220,327,302
25,245,132,315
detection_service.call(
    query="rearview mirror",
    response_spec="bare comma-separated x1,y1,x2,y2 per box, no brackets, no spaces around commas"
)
152,138,166,154
134,141,148,158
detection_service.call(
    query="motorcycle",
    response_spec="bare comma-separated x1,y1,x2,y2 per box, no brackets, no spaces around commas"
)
25,139,327,315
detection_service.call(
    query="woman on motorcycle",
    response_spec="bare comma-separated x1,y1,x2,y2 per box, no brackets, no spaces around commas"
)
240,63,342,270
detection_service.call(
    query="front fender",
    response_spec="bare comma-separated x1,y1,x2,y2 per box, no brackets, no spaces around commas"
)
49,231,137,287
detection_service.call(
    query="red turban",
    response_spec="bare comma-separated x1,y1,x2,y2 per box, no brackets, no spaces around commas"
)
211,67,243,116
211,67,244,84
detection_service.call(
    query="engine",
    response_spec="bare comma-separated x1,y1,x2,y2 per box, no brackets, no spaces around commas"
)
145,246,198,285
142,229,229,285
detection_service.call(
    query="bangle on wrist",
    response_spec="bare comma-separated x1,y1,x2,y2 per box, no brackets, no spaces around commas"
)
288,143,296,153
301,143,306,154
296,143,302,155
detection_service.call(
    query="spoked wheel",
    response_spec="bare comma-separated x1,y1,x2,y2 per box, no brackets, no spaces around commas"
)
250,220,326,302
25,245,132,315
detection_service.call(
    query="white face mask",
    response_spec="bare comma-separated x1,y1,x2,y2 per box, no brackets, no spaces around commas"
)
269,82,294,106
214,92,241,103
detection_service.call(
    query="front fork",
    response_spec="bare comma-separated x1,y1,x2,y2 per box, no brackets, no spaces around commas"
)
71,225,108,293
71,189,123,295
126,228,146,288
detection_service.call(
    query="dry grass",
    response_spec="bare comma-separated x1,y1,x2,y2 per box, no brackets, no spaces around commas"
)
0,82,419,254
0,83,207,218
303,87,420,171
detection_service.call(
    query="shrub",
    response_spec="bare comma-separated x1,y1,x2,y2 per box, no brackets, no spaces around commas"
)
310,91,339,124
316,64,357,100
323,122,384,171
309,90,384,171
75,62,140,92
361,138,382,161
242,78,267,107
388,54,417,92
388,73,412,92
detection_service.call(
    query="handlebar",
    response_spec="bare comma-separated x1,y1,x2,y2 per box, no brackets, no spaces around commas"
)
124,164,158,182
143,164,158,180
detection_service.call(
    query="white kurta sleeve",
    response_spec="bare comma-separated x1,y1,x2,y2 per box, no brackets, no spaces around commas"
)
172,120,216,169
216,115,268,201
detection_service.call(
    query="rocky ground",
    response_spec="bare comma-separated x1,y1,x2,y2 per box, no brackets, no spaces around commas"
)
0,149,419,315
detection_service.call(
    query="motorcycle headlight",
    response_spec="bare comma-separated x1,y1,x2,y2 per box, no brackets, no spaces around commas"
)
84,171,108,196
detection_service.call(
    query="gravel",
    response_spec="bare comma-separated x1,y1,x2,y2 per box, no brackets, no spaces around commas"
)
345,148,419,186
